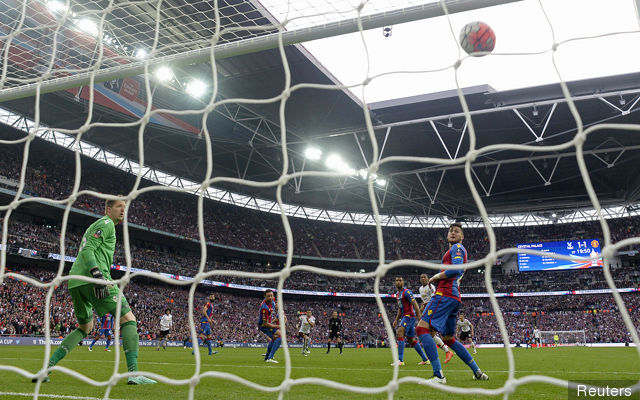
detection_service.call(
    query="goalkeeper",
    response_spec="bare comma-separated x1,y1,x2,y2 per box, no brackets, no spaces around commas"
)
34,199,156,385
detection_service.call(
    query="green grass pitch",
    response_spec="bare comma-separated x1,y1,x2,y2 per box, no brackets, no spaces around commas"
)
0,346,638,399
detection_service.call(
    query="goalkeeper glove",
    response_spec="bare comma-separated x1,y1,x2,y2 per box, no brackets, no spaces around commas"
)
90,267,110,300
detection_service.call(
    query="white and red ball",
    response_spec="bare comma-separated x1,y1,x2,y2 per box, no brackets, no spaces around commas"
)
459,21,496,57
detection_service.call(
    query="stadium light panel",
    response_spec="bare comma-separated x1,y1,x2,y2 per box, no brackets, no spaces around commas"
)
375,178,387,187
325,154,355,175
154,66,173,82
185,79,206,98
135,49,148,60
358,169,381,181
46,0,68,15
77,19,98,37
304,146,322,161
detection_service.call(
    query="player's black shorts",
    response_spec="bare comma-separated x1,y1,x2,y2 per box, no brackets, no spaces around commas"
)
159,329,170,338
460,331,471,341
328,331,341,340
298,331,309,338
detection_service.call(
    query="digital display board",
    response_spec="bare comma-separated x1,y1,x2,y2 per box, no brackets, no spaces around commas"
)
517,239,603,271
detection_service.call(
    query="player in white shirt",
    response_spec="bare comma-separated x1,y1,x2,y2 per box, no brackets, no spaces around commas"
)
298,310,315,356
533,327,542,349
156,309,173,351
456,313,477,354
419,274,454,363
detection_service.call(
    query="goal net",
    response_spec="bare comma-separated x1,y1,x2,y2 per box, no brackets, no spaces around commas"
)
1,0,639,399
539,330,587,347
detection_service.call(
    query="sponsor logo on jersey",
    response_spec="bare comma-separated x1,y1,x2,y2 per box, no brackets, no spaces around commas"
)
93,229,102,238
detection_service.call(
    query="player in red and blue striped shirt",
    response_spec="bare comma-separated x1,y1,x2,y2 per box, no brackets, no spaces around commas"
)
258,289,282,363
416,222,488,384
88,313,113,352
193,294,217,356
391,277,429,366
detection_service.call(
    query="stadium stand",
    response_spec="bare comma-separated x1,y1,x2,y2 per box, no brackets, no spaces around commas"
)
1,127,639,347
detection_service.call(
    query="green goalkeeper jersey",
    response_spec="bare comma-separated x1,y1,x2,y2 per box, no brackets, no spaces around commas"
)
68,215,116,289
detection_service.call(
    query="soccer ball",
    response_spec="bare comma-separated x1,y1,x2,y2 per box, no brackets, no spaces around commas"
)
459,21,496,57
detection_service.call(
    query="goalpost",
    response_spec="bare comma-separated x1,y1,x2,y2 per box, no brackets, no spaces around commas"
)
539,330,587,347
1,0,639,399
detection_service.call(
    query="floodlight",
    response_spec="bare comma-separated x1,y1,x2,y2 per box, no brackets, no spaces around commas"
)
325,154,343,169
46,0,68,14
185,79,206,98
325,154,354,174
375,178,387,187
551,213,557,218
304,146,322,161
532,105,539,117
447,117,453,128
358,169,368,179
77,18,98,36
154,66,173,82
134,48,148,59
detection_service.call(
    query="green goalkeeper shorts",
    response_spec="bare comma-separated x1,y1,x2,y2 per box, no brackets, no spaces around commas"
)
69,284,131,325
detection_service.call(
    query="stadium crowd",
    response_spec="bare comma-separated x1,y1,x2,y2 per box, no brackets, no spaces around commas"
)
3,214,640,294
2,128,640,263
1,265,638,346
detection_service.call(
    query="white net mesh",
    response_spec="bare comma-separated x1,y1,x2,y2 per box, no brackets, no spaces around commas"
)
1,0,639,399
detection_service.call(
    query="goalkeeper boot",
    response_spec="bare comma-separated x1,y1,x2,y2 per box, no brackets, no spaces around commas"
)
127,376,158,385
473,370,489,381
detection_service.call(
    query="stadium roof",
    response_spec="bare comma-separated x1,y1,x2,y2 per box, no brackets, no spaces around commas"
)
2,0,640,223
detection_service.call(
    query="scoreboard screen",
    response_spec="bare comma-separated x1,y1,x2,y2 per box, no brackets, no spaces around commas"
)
517,239,603,272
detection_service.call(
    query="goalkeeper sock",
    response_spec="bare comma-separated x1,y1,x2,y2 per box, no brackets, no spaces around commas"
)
417,329,443,378
121,321,139,372
448,339,480,374
397,338,405,362
268,338,281,359
48,328,88,368
412,341,428,362
265,340,274,360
